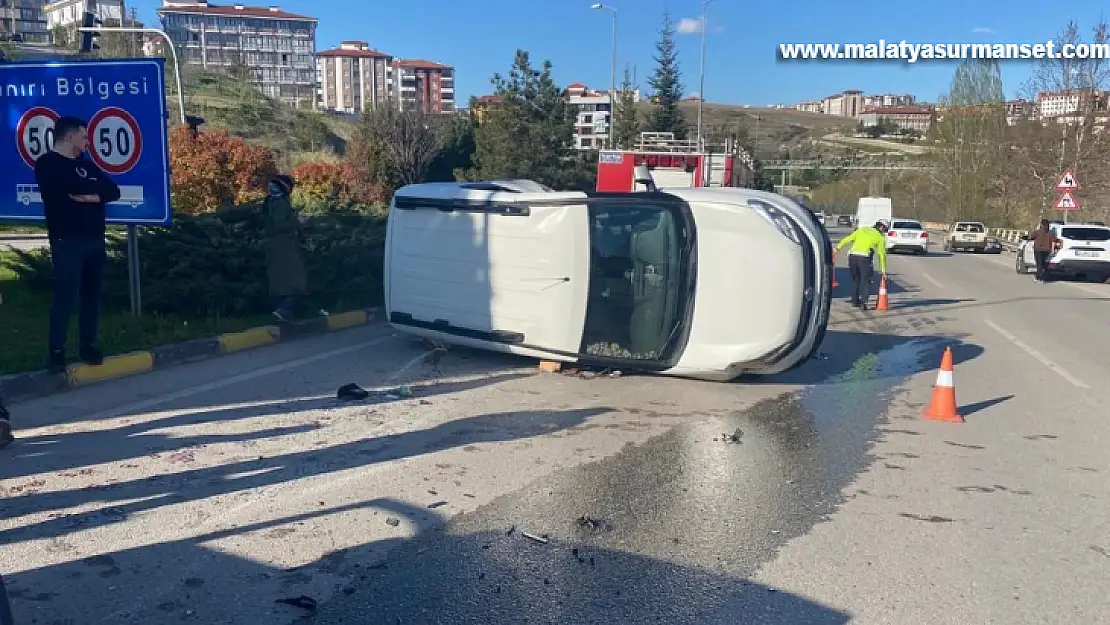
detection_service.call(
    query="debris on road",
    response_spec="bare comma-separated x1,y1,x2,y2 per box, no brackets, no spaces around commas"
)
275,595,317,611
720,427,744,444
427,501,448,509
336,383,370,401
384,517,400,527
562,367,623,380
574,516,613,533
522,531,549,544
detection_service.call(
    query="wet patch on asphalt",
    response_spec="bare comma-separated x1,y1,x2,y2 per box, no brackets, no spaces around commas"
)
304,340,942,624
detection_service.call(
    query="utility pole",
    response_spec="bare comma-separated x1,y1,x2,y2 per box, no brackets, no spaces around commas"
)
590,3,618,148
695,0,712,151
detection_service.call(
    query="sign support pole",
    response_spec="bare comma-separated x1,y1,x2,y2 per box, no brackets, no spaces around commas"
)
79,26,185,317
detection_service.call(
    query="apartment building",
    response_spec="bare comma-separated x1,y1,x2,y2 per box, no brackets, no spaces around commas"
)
391,59,454,114
157,1,317,107
823,90,864,117
566,82,642,150
1,0,49,43
862,93,914,109
795,100,823,114
1005,99,1035,125
316,40,391,113
856,106,934,133
471,94,501,122
44,0,123,29
1035,89,1108,120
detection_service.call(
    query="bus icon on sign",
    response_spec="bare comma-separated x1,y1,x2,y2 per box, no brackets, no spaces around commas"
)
16,184,41,205
15,184,146,208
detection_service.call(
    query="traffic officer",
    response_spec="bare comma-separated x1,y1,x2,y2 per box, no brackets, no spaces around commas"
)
835,220,889,310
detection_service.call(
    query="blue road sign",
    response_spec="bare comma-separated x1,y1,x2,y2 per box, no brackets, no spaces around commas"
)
0,57,172,226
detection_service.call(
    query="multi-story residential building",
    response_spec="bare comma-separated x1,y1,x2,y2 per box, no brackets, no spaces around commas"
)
1,0,49,43
392,59,454,114
158,1,317,108
857,105,935,133
1035,89,1108,120
1005,99,1035,125
566,82,641,150
862,93,915,109
795,100,823,114
471,94,501,122
823,90,864,117
316,40,392,113
44,0,123,29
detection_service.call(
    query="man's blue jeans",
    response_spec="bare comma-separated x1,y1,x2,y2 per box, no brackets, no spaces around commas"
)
48,236,106,353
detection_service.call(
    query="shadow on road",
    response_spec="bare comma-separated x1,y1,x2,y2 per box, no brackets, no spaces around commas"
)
960,394,1015,418
0,406,609,547
4,495,853,625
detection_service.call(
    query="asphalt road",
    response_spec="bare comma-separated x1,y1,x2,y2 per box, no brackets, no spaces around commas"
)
2,229,1108,624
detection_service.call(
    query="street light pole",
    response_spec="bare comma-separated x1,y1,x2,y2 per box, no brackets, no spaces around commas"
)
591,3,618,148
695,0,711,152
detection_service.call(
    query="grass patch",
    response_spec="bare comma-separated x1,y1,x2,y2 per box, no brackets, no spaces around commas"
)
1,251,271,375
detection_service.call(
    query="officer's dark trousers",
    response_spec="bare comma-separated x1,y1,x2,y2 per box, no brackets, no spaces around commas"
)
848,253,874,305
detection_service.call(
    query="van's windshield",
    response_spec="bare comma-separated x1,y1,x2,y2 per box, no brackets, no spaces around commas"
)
583,201,691,363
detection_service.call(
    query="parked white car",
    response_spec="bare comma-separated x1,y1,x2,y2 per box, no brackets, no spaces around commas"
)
885,219,929,254
384,173,833,382
1016,222,1110,281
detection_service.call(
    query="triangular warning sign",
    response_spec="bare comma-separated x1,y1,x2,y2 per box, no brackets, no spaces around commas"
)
1055,169,1080,190
1054,190,1081,211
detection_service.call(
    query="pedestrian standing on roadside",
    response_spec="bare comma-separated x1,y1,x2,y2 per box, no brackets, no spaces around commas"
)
1028,218,1060,283
264,174,309,322
34,116,121,373
835,220,889,310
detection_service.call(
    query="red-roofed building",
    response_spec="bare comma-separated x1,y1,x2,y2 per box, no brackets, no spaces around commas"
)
393,58,455,114
316,41,393,113
157,1,318,107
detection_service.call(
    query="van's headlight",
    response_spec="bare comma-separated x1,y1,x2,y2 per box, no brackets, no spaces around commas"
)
748,200,801,245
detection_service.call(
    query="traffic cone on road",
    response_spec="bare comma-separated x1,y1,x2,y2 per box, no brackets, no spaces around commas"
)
875,276,889,311
830,250,839,288
922,347,964,423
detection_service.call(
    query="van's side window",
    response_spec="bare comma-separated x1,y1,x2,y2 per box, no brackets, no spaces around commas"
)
582,201,686,361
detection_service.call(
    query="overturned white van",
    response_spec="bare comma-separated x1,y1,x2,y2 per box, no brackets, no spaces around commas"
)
383,176,832,381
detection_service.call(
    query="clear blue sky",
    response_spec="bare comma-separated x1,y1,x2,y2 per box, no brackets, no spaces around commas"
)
128,0,1109,105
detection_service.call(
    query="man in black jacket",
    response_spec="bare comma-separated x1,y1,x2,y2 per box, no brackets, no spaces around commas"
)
34,116,121,373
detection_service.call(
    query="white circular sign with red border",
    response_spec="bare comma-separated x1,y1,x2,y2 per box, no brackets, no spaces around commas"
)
88,106,143,175
16,106,59,168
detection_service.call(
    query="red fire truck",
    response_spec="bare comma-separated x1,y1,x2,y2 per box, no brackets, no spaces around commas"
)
596,132,757,192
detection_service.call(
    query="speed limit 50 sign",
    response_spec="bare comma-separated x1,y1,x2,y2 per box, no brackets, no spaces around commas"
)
0,58,171,226
16,106,59,168
88,106,143,175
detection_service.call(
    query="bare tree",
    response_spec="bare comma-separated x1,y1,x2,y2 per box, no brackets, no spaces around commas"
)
361,107,447,186
927,59,1010,223
1018,19,1110,222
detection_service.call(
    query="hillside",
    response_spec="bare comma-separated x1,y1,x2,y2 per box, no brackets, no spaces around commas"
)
170,70,359,167
669,102,858,158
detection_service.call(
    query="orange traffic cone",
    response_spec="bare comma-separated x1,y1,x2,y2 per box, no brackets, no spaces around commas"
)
922,347,964,423
875,276,889,311
831,251,839,288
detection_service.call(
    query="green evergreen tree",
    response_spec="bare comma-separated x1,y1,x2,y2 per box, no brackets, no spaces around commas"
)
471,50,577,188
612,65,642,149
646,13,687,139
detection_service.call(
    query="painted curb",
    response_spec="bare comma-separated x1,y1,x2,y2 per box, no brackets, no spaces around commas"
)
1,307,379,405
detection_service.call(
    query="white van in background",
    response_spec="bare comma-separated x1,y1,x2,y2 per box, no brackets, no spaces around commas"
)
856,197,893,229
383,173,832,381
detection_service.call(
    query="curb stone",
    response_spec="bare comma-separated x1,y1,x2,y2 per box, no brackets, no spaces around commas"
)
1,307,381,405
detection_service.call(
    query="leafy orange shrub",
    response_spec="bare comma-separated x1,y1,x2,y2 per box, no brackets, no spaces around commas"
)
169,125,278,214
291,161,388,212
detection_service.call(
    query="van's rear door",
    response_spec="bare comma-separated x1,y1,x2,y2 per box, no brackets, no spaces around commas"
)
387,198,589,355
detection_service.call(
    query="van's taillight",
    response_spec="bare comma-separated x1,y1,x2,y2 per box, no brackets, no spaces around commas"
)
888,231,896,237
920,232,928,238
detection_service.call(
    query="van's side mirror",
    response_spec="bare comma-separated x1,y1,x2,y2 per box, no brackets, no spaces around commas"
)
633,164,657,192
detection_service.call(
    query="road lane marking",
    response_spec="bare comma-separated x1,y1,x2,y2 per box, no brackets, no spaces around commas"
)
920,272,943,288
80,333,398,422
984,319,1088,388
